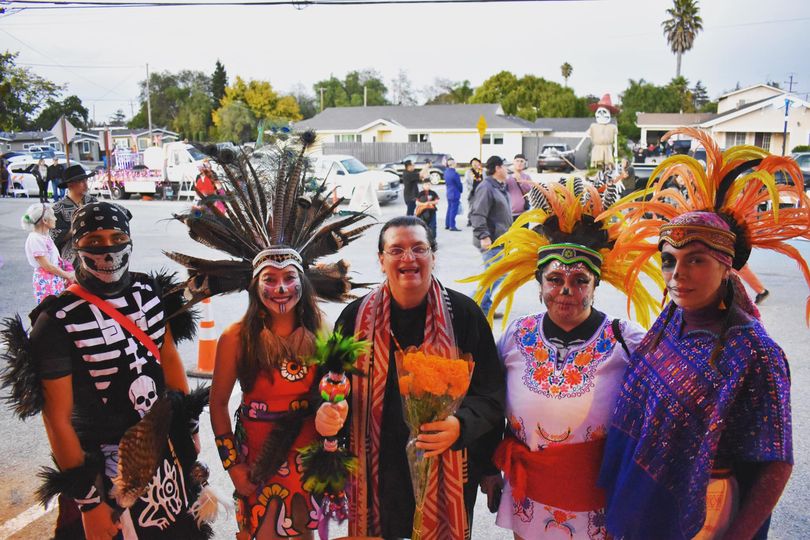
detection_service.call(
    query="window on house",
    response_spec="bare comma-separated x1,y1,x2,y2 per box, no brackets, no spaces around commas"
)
725,133,746,147
81,141,91,153
334,134,361,143
137,138,150,150
482,133,504,145
408,133,429,143
754,133,771,150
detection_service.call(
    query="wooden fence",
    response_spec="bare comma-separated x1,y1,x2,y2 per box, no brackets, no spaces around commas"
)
321,142,432,165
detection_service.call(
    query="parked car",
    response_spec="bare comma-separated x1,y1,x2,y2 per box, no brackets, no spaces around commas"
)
310,154,400,203
536,144,575,172
793,151,810,184
7,161,94,197
381,153,452,185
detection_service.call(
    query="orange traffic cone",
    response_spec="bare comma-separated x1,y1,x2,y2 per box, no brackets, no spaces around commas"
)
187,297,217,379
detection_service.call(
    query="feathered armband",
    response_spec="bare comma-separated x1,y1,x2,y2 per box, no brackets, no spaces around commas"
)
36,452,105,512
0,315,43,419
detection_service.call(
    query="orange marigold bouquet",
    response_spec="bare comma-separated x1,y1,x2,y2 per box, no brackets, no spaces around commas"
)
395,346,474,540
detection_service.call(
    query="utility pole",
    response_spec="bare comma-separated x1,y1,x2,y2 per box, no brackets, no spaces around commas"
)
146,63,153,145
364,85,367,107
320,87,324,112
781,74,797,155
785,73,797,92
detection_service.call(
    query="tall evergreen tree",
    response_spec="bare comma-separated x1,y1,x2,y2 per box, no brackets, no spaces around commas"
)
212,60,228,106
691,80,709,109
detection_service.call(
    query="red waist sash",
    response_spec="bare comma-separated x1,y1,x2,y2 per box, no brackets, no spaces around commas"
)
493,433,606,512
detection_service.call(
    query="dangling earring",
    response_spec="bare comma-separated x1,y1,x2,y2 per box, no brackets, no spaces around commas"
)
661,288,669,307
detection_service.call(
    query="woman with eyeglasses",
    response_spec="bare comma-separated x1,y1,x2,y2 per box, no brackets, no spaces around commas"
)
315,215,506,539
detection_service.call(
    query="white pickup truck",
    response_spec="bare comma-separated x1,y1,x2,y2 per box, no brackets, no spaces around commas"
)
90,142,208,199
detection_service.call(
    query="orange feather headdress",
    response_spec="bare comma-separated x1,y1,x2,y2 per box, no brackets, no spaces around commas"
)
459,178,665,329
601,127,810,322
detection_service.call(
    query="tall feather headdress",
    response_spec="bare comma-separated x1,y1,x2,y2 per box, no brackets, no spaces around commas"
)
460,178,664,329
601,127,810,322
165,131,375,308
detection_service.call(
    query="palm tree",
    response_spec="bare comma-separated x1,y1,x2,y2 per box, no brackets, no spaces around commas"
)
560,62,573,88
662,0,703,78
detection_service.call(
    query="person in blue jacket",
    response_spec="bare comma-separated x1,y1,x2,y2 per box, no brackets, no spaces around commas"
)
444,157,463,231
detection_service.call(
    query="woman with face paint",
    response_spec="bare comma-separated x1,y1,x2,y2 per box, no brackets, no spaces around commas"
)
21,202,75,304
461,179,663,540
166,132,373,540
10,201,210,540
210,250,324,540
598,129,810,540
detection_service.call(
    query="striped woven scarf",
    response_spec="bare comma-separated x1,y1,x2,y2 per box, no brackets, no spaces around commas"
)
348,277,469,539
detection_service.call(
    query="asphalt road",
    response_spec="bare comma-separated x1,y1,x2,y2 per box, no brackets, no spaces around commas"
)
0,180,808,539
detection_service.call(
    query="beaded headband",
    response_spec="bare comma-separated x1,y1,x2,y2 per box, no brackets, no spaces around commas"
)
252,247,304,277
536,243,603,276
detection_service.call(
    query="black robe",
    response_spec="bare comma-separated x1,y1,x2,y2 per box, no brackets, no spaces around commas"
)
336,287,505,538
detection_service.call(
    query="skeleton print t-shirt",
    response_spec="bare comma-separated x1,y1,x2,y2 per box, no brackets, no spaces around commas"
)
30,273,204,537
31,272,167,441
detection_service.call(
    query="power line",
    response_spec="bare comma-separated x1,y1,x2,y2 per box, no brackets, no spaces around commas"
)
18,62,143,68
6,0,588,9
0,28,138,100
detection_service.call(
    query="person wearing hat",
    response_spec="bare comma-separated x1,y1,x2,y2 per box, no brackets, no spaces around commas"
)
598,128,808,539
586,94,619,168
51,163,98,266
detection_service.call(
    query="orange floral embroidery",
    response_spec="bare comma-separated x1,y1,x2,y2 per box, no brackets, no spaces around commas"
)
573,350,592,367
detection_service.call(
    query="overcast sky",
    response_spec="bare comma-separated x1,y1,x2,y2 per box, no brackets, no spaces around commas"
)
1,0,808,123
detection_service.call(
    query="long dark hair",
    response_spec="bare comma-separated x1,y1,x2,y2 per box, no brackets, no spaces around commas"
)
237,269,322,391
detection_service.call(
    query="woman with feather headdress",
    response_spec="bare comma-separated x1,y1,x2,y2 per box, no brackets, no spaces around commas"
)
459,177,663,540
166,131,373,540
598,128,810,540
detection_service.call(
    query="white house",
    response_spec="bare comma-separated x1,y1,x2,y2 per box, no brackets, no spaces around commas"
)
295,104,532,162
636,84,810,153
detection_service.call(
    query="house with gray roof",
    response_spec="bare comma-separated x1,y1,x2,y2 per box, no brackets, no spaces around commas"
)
295,103,533,162
636,84,810,153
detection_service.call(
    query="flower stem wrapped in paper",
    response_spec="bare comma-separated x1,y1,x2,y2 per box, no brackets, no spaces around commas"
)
299,329,368,523
395,346,474,540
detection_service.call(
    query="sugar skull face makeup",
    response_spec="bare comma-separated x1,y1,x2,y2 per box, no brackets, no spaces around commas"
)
539,260,597,327
257,265,302,316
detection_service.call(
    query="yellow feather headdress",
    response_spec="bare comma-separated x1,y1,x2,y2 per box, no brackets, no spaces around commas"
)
459,178,665,329
601,127,810,323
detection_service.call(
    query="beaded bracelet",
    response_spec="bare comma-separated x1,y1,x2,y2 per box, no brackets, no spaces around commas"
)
214,432,239,470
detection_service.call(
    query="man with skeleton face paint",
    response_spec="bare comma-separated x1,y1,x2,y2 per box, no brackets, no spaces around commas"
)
461,180,662,540
1,201,213,539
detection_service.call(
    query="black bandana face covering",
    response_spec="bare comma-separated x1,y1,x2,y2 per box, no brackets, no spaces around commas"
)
76,243,133,295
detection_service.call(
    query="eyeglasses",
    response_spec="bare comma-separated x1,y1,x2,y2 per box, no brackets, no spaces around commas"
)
382,245,432,259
